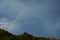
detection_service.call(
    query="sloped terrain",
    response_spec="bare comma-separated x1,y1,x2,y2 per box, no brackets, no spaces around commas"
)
0,29,59,40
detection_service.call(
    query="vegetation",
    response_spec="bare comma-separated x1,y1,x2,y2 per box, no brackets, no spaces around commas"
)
0,29,59,40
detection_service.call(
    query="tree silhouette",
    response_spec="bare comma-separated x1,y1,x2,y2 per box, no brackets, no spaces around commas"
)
0,29,58,40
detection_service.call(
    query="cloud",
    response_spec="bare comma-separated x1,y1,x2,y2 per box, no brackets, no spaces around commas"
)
0,0,25,20
0,0,60,38
0,18,8,29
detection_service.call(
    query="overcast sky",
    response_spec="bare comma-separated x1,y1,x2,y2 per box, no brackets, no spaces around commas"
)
0,0,60,38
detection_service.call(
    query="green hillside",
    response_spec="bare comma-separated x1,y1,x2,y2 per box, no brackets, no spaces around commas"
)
0,29,59,40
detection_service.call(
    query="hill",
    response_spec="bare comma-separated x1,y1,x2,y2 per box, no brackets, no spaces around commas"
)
0,29,59,40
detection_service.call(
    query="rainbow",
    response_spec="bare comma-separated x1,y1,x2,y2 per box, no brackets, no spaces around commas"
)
6,4,27,31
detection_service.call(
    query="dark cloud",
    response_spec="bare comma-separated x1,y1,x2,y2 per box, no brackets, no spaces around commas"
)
0,0,60,38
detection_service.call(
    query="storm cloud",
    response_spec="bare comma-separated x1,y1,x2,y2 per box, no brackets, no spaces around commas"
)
0,0,60,38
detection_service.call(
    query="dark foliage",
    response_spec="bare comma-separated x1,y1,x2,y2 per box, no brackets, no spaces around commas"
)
0,29,58,40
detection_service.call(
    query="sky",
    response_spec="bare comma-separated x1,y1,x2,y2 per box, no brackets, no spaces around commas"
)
0,0,60,38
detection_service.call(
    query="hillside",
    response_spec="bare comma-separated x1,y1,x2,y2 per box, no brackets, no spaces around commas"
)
0,29,59,40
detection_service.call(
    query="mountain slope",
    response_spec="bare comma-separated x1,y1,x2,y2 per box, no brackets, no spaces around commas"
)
0,29,59,40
